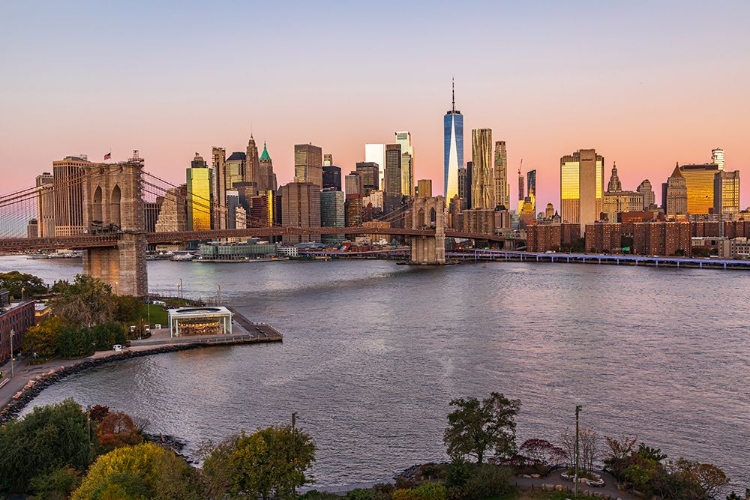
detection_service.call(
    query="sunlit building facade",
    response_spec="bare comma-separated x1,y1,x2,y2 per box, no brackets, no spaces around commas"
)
294,144,323,189
471,128,494,209
444,80,463,203
494,141,508,209
679,163,719,214
365,144,386,190
714,170,740,217
560,149,604,231
186,153,213,231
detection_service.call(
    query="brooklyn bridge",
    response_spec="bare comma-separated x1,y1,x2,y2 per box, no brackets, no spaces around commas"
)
0,153,521,296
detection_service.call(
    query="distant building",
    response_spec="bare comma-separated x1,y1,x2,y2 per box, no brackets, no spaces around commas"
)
323,165,342,191
323,154,333,167
365,144,386,190
637,179,656,209
714,170,740,217
458,166,472,210
494,141,509,209
211,147,227,229
320,189,345,245
712,148,725,171
27,219,38,238
602,163,643,222
560,149,604,232
225,152,246,191
680,163,720,214
666,163,688,216
444,79,463,202
471,128,494,209
384,144,402,212
396,131,414,197
280,182,321,244
345,172,363,199
143,201,161,233
294,144,323,189
245,135,261,192
526,169,537,214
417,179,433,198
35,172,55,237
186,153,213,231
355,162,379,194
258,142,277,193
155,185,188,233
52,156,88,236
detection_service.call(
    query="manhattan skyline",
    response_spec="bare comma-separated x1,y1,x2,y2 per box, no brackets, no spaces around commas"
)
2,1,750,210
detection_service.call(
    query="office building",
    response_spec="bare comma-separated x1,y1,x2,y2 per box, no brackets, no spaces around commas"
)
155,185,188,233
225,152,246,191
226,190,240,229
665,163,688,216
0,291,35,365
712,148,725,171
345,172,363,199
494,141,508,209
186,153,213,231
365,144,386,189
211,147,227,229
680,163,720,214
714,170,740,217
355,162,379,194
258,142,277,193
143,201,161,233
35,172,55,237
603,164,643,222
417,179,433,198
294,144,323,188
323,165,342,191
637,179,656,209
245,135,261,191
458,166,472,210
52,156,88,236
444,79,464,202
559,149,604,231
396,131,414,197
471,129,494,209
527,169,537,214
280,182,321,244
320,188,345,245
324,154,333,167
384,144,402,212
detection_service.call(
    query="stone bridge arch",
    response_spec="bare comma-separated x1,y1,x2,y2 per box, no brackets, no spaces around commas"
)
410,196,446,264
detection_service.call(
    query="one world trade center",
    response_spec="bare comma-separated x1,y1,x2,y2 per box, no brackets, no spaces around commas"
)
444,79,464,203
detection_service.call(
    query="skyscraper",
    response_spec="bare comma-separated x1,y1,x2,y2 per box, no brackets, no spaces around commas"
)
225,152,246,191
211,147,227,230
322,165,342,191
680,163,720,214
258,142,277,193
186,153,213,231
666,163,688,216
294,144,323,189
714,170,740,217
417,179,433,198
527,169,537,213
458,166,471,210
637,179,655,209
494,141,508,209
444,79,463,202
396,131,414,197
323,154,333,167
559,149,604,230
365,144,386,189
471,129,494,209
35,172,55,237
355,162,380,195
246,135,260,190
384,144,402,213
52,156,88,236
712,148,725,171
320,188,345,245
280,182,321,244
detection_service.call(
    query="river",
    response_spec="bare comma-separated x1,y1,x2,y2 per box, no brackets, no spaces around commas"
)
2,255,749,490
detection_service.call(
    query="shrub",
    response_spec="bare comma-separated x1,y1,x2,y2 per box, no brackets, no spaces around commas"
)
463,465,512,500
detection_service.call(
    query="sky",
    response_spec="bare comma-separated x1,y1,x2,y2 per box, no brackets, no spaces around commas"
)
2,0,750,210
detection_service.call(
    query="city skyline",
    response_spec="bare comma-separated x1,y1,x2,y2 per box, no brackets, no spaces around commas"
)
2,1,750,210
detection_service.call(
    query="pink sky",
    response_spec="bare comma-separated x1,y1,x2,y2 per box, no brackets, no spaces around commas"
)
2,1,749,211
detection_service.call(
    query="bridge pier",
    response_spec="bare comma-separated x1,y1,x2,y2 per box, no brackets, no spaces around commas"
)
410,196,446,264
84,233,148,297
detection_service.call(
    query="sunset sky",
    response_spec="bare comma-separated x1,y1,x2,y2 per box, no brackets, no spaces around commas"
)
2,1,749,210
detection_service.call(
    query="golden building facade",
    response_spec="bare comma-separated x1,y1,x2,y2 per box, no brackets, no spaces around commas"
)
680,163,719,214
470,129,494,209
186,154,213,231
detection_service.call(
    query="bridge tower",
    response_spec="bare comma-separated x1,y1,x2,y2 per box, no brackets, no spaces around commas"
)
411,196,446,264
81,152,148,296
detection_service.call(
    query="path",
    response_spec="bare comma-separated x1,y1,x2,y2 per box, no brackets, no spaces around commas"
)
515,470,637,499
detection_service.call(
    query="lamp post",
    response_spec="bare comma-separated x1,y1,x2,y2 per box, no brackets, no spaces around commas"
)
9,329,15,379
216,284,221,305
574,405,582,498
179,278,183,300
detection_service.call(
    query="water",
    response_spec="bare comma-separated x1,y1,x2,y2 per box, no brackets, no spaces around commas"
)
2,256,749,490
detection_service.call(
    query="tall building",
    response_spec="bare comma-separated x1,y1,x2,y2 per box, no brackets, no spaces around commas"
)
320,188,345,245
52,156,88,236
637,179,656,209
527,169,537,214
258,142,277,193
471,129,494,209
186,153,213,231
396,131,414,197
35,172,55,237
458,166,472,210
345,172,363,199
712,148,725,171
603,163,643,222
323,154,333,167
226,190,240,229
714,170,740,217
518,165,525,211
680,163,720,214
280,182,321,244
322,165,342,191
355,162,379,194
494,141,508,209
559,149,604,230
294,144,323,188
211,147,227,230
155,185,188,233
444,79,464,202
225,152,246,191
246,135,260,190
666,163,688,216
417,179,433,198
384,144,402,213
365,144,386,189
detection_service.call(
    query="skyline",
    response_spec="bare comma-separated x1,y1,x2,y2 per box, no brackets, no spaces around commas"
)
2,1,750,210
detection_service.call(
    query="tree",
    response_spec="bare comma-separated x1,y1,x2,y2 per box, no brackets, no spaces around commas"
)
671,459,730,500
72,442,202,500
519,438,568,471
443,392,520,464
21,317,65,359
0,399,89,494
96,411,143,452
51,274,115,327
203,425,316,499
0,270,47,299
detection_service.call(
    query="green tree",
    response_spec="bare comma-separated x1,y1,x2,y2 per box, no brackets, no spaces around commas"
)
51,274,115,327
0,270,47,298
29,466,82,500
203,425,316,499
91,321,127,350
114,294,142,323
0,399,89,494
72,442,202,500
21,317,65,359
443,392,520,464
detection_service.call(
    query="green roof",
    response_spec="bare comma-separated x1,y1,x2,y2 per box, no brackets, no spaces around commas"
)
260,142,271,161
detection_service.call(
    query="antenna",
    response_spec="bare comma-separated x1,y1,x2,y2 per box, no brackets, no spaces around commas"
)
452,78,455,112
519,158,523,176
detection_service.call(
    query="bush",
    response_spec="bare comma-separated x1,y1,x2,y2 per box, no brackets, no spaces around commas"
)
393,483,447,500
463,465,512,500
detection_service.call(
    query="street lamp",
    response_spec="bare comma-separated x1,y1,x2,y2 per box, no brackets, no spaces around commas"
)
574,405,582,499
9,329,15,379
216,284,221,305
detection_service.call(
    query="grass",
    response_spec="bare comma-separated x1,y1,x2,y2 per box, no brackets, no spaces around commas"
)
139,304,168,326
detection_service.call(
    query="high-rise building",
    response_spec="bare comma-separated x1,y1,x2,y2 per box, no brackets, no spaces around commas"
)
458,166,472,210
345,172,363,199
35,172,55,237
666,163,688,216
323,154,333,167
417,179,433,198
527,169,537,213
155,185,188,233
603,163,643,222
637,179,656,209
226,190,240,229
225,152,246,191
294,144,323,188
518,165,525,211
258,142,277,193
211,147,227,229
712,148,725,171
494,141,508,209
365,144,386,189
320,188,345,245
355,162,379,194
246,135,260,190
52,156,88,236
186,153,213,231
471,129,494,209
680,163,720,214
714,170,740,217
559,149,604,230
323,165,342,191
385,144,402,195
444,79,464,202
396,131,414,197
280,182,321,244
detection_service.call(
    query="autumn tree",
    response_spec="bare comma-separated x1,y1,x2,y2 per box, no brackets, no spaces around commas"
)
51,274,116,327
72,442,202,500
519,438,568,471
203,425,316,499
443,392,520,464
96,411,143,453
21,317,65,359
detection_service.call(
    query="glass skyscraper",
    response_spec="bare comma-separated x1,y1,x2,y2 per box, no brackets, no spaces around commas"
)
444,80,463,203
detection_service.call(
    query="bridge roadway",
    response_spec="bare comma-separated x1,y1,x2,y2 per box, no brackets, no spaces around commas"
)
0,227,515,251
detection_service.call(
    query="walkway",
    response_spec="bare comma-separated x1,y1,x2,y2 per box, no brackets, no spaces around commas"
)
515,470,636,499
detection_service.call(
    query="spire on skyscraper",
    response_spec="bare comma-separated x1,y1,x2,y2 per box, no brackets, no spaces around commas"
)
452,77,455,112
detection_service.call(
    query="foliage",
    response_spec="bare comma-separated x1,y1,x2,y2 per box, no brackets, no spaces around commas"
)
89,405,110,422
51,274,116,327
96,411,143,453
394,482,448,500
203,424,316,500
113,294,142,323
463,465,513,500
21,317,65,359
56,324,95,358
29,466,82,500
559,425,599,472
302,490,344,500
444,392,520,464
0,270,47,298
71,442,203,500
519,438,568,472
0,398,90,494
91,321,127,350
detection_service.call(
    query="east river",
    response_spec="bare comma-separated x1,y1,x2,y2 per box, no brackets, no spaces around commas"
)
2,255,749,490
